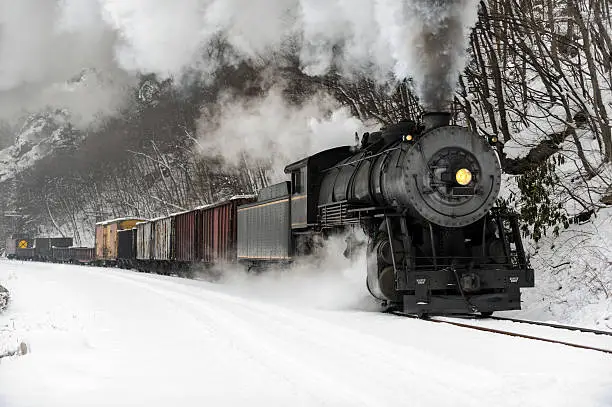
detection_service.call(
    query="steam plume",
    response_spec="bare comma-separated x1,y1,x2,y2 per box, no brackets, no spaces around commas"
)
101,0,480,108
196,88,364,180
0,0,480,125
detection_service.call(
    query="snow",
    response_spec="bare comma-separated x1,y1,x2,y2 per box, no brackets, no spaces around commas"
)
504,206,612,330
435,316,612,351
95,217,147,226
0,112,77,184
1,259,612,407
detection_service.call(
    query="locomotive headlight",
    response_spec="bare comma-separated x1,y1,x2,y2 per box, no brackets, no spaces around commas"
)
455,168,472,185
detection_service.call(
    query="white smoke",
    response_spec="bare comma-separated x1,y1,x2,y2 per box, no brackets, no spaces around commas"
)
0,0,135,126
0,0,479,126
201,232,377,312
101,0,480,107
196,88,366,180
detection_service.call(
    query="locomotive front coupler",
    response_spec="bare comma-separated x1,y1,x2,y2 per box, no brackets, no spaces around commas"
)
449,262,480,313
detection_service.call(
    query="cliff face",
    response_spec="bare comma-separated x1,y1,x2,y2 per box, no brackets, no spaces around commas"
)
0,111,80,184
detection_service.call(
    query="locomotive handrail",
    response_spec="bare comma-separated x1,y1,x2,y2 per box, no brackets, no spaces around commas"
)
321,146,402,172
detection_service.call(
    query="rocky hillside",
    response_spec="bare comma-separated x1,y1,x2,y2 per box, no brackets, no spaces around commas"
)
0,112,80,184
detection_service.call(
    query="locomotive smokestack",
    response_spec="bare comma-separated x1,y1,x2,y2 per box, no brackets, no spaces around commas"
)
422,112,452,130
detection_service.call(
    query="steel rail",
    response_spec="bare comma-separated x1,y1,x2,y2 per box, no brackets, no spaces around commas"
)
487,315,612,337
390,311,612,355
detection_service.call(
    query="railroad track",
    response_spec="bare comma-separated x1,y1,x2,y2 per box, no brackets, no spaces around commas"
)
390,311,612,355
487,315,612,337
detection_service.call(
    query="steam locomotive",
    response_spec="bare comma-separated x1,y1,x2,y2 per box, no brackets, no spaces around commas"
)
256,111,534,315
7,112,534,316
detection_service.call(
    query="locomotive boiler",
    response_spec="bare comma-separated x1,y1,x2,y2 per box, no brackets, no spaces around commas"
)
312,112,534,315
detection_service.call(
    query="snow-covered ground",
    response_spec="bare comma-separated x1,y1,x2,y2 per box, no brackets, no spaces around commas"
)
1,259,611,407
512,206,612,330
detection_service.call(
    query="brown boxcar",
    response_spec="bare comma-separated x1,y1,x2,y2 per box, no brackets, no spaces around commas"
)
199,196,255,264
174,209,199,262
95,218,147,262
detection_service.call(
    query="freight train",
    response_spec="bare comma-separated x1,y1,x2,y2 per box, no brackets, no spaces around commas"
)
6,112,534,316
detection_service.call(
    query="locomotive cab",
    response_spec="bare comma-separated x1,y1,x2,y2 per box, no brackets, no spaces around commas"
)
284,147,354,231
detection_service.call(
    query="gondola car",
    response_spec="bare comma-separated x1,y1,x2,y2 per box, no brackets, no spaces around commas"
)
34,237,73,261
51,247,95,264
6,236,72,261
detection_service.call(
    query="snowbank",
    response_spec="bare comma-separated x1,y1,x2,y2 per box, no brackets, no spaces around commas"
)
508,207,612,329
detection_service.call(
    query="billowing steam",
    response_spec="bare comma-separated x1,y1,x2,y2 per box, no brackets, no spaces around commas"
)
409,0,480,110
196,88,365,180
101,0,480,109
0,0,479,126
200,232,378,312
0,0,134,126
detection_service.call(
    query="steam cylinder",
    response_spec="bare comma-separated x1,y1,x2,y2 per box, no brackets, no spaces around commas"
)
318,119,502,227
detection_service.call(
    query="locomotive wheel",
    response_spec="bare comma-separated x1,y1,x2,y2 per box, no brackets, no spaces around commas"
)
377,239,404,265
378,266,399,302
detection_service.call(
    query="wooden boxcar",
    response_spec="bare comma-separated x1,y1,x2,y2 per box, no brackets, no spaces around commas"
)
136,221,154,261
95,218,146,264
152,216,173,261
130,196,254,272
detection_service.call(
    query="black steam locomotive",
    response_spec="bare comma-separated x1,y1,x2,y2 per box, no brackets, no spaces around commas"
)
241,112,534,315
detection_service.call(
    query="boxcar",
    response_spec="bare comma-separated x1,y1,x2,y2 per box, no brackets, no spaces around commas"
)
5,237,17,259
174,209,198,263
95,218,146,265
136,221,154,261
200,196,256,265
152,216,173,261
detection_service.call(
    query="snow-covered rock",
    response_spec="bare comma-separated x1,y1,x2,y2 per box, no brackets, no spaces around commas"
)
0,111,80,183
